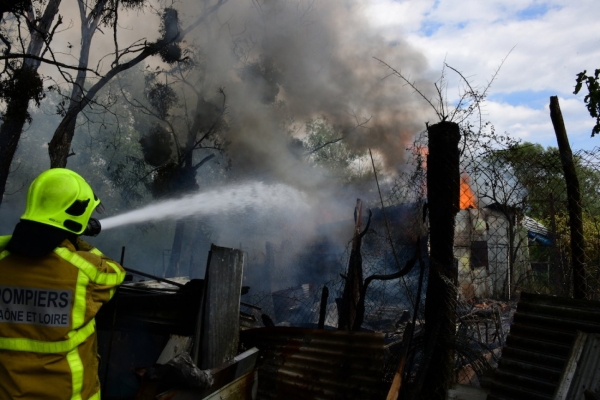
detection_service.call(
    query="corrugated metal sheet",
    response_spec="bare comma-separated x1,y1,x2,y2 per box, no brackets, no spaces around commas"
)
240,327,386,400
566,333,600,399
487,292,600,400
554,332,600,400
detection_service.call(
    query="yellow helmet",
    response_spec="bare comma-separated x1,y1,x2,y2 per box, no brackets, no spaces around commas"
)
21,169,103,235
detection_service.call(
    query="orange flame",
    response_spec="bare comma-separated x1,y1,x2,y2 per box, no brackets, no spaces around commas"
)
460,175,478,209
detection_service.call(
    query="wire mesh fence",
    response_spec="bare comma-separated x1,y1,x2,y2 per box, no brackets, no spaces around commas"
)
460,143,600,301
241,208,426,331
240,124,598,398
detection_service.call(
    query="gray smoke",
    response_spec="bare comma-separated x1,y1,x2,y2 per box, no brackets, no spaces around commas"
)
178,0,436,184
104,0,440,282
1,0,440,287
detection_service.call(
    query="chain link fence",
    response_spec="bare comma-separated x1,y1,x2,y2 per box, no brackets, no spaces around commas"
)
241,204,426,331
240,126,598,398
459,143,600,301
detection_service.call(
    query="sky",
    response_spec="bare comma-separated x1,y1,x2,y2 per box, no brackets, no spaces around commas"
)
40,0,599,158
363,0,599,151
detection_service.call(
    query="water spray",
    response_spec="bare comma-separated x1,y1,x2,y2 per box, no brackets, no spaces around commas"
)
98,182,310,231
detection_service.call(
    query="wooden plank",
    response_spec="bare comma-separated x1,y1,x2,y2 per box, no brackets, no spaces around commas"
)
156,348,259,400
385,323,414,400
202,371,257,400
567,334,600,400
191,279,206,365
156,370,257,400
156,335,192,365
554,331,588,400
447,384,489,400
200,244,245,369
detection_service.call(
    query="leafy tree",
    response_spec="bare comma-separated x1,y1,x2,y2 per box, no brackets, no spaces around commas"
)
303,117,367,183
493,142,600,219
105,54,228,276
546,211,600,299
47,2,229,169
574,69,600,137
0,0,62,205
489,142,600,297
0,0,229,205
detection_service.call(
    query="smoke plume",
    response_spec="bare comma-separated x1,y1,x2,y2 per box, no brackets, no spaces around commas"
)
177,0,436,184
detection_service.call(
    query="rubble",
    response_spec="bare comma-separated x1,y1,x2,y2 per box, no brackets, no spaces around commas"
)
93,198,600,400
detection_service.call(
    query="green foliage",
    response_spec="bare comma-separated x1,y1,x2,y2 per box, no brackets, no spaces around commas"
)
543,211,600,292
139,124,173,167
158,8,182,64
574,69,600,137
94,0,147,26
493,142,600,219
102,62,228,200
303,118,366,183
117,0,147,9
146,81,178,119
0,64,45,122
150,162,198,198
0,0,34,15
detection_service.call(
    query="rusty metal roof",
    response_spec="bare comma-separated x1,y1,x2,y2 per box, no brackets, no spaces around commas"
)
486,292,600,400
240,327,386,400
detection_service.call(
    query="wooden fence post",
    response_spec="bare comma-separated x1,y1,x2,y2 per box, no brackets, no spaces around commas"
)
416,121,460,399
550,96,587,299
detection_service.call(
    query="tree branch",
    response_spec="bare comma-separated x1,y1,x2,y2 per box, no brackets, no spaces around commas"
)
0,53,101,75
180,0,228,37
192,153,215,171
374,57,442,120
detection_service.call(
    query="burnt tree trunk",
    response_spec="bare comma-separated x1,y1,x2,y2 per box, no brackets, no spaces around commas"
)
0,0,62,204
506,211,516,299
48,0,227,168
318,286,329,329
0,92,33,203
265,242,275,293
550,96,587,299
549,193,564,293
48,43,153,168
46,0,106,168
165,219,186,277
338,199,365,331
418,121,460,399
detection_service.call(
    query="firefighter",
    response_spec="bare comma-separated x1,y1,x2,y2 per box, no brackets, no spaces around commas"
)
0,168,125,400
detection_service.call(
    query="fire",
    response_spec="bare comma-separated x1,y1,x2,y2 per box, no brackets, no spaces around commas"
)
460,175,478,209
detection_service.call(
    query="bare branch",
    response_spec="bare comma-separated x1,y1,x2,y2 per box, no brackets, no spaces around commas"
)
181,0,228,37
369,148,416,309
374,56,443,120
192,153,215,171
306,115,371,155
0,53,101,75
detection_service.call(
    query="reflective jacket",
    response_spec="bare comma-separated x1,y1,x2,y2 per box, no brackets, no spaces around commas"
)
0,236,125,400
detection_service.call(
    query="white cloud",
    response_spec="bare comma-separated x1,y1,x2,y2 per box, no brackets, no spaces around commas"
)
365,0,599,150
363,0,434,32
483,96,595,147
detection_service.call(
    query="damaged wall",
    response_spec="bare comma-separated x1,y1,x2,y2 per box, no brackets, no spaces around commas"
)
454,207,531,299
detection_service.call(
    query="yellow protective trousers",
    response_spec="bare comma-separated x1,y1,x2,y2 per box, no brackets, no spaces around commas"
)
0,236,125,400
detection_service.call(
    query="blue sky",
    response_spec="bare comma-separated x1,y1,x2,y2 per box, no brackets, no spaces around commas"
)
364,0,599,151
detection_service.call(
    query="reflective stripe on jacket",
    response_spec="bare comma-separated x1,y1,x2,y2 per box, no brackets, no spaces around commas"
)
0,236,125,400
